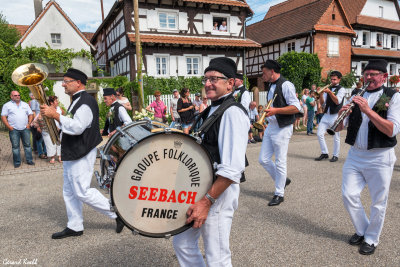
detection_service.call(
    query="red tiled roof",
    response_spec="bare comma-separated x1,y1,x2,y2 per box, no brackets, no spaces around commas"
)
355,15,400,31
183,0,248,7
127,33,261,47
352,47,400,58
9,24,29,36
16,1,94,50
82,32,95,41
247,0,334,45
339,0,367,24
314,24,355,35
264,0,318,19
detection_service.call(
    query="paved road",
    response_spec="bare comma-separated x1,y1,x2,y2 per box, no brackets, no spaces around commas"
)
1,131,399,266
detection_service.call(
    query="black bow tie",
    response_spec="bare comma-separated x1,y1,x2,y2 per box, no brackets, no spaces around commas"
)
72,91,83,102
366,87,383,93
211,96,227,107
270,77,280,85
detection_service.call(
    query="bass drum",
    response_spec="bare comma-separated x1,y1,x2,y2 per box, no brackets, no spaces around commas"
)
96,120,168,190
111,131,214,238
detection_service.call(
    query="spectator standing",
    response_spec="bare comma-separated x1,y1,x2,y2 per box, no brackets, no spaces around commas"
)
170,89,181,128
257,104,265,140
1,91,35,167
306,91,316,135
192,93,202,132
29,92,40,153
199,95,209,113
116,87,132,111
248,101,259,143
177,88,195,134
301,89,309,127
293,93,302,130
146,90,167,123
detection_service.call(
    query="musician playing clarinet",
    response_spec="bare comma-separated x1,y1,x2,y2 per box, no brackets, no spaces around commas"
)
315,71,346,162
173,57,249,266
336,59,400,255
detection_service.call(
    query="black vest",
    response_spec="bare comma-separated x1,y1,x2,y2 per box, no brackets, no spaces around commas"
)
265,76,296,128
102,101,123,136
345,86,397,149
324,85,344,114
61,91,102,161
234,85,247,103
197,95,247,182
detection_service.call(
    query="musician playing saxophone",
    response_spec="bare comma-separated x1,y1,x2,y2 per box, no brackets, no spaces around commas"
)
335,59,400,255
315,71,346,162
258,60,301,206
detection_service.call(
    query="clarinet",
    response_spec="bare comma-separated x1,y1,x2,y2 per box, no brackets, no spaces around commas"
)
326,82,370,135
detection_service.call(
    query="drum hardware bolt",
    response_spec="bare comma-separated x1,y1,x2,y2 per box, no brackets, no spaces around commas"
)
165,128,172,134
195,137,202,144
110,205,117,213
213,162,218,170
132,230,139,235
164,234,171,239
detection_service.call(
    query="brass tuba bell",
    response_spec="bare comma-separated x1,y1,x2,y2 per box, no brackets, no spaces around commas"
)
12,63,60,145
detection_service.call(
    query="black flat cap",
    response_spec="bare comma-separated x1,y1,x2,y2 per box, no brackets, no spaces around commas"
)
64,68,88,85
204,57,237,78
363,59,388,73
103,88,116,96
235,73,244,80
262,60,281,73
330,71,342,79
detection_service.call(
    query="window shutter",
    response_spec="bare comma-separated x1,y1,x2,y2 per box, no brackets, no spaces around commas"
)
178,12,188,31
383,34,389,48
370,32,376,47
177,56,187,76
146,55,155,76
203,14,213,32
229,16,239,34
397,35,400,50
147,10,159,29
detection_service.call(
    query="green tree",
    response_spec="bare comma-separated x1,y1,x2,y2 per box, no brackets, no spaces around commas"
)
0,13,21,46
277,52,322,94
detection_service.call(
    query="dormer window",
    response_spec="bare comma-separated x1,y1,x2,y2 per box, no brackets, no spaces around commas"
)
376,33,383,47
379,6,383,18
159,12,177,29
212,17,228,32
391,35,397,49
51,33,61,44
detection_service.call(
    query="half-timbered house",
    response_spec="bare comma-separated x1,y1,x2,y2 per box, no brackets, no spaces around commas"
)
246,0,355,90
246,0,400,90
91,0,260,80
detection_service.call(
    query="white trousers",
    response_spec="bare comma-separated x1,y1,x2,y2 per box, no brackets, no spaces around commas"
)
63,148,116,231
258,123,293,197
342,147,396,246
317,114,340,157
173,184,239,267
42,131,61,157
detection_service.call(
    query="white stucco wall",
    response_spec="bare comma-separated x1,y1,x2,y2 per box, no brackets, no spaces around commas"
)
361,0,400,20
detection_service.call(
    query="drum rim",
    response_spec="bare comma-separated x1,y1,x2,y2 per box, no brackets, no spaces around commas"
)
110,130,214,238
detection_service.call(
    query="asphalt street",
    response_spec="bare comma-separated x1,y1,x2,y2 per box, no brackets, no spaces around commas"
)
1,131,399,266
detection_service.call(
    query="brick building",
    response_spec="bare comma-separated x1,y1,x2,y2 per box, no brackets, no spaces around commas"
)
246,0,400,90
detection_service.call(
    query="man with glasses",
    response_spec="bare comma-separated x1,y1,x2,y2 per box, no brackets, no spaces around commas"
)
40,68,124,239
336,59,400,255
258,60,301,206
1,91,35,167
315,71,345,162
173,57,249,266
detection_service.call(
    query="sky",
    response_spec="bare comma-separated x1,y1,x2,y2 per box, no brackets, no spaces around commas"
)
0,0,285,32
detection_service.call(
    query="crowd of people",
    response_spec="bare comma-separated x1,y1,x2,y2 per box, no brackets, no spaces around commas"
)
1,57,398,260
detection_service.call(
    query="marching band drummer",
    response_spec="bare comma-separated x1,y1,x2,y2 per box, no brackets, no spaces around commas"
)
336,59,400,255
315,71,346,162
173,57,249,266
101,88,132,137
40,68,124,239
258,60,301,206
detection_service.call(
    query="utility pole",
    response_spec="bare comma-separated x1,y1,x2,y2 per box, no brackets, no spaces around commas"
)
133,0,144,110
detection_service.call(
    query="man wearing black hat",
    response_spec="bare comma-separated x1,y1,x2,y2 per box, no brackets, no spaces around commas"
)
102,88,132,137
258,60,301,206
336,59,400,255
173,57,249,266
41,68,124,239
233,73,251,114
315,71,346,162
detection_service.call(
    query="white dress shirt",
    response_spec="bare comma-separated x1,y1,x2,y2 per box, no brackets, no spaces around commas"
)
233,86,251,114
266,81,301,126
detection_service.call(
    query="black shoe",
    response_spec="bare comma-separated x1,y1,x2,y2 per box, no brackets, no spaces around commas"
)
14,164,21,168
330,156,338,162
285,178,291,188
359,242,376,255
116,217,125,233
349,233,364,246
27,161,35,165
268,195,284,206
315,154,329,161
52,227,83,239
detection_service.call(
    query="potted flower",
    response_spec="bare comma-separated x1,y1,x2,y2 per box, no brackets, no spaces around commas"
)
389,75,400,87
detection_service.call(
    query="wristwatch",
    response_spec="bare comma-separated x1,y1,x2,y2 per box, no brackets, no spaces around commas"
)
205,193,216,204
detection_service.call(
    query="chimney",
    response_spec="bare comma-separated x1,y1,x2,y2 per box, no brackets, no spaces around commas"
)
33,0,43,19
